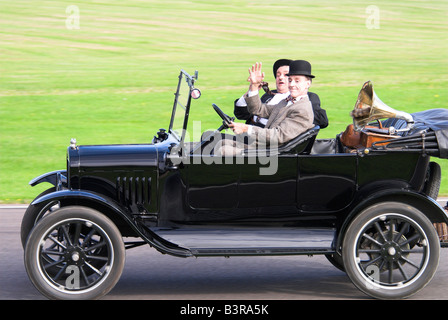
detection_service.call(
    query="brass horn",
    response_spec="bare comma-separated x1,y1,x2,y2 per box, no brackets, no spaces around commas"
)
351,81,414,131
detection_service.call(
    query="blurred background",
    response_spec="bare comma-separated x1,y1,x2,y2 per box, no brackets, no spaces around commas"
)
0,0,447,202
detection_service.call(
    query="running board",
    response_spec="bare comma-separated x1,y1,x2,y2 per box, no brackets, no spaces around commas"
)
151,227,336,257
190,247,334,257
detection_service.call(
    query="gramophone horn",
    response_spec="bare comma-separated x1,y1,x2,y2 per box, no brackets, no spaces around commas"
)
351,81,414,131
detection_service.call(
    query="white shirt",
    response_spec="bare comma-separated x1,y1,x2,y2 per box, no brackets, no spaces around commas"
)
236,91,290,125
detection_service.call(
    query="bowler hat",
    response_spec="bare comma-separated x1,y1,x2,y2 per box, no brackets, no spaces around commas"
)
273,59,292,77
287,60,315,78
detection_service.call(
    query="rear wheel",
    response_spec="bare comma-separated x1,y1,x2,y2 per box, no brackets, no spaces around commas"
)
24,206,125,300
342,202,440,299
423,161,441,200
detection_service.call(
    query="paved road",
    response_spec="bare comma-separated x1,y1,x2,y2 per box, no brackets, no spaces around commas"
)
1,206,447,301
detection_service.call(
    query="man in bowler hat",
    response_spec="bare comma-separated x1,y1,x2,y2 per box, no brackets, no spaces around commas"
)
216,61,315,156
234,59,328,129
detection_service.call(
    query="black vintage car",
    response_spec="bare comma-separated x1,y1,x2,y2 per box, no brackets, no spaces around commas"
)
22,70,448,300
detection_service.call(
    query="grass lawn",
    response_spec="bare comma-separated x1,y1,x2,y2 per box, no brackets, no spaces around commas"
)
0,0,447,202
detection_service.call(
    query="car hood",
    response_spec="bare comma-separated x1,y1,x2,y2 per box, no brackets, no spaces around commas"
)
68,144,160,170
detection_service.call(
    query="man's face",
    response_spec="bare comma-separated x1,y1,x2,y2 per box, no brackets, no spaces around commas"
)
275,65,289,94
288,75,310,98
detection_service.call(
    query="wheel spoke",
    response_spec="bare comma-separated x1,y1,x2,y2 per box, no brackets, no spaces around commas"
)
44,257,65,270
362,233,383,247
48,235,67,250
86,255,109,262
361,254,383,268
42,250,65,256
84,261,103,276
399,233,421,247
358,248,381,254
396,261,410,281
402,248,425,254
72,222,82,246
400,255,421,269
52,263,68,281
84,240,107,253
374,222,387,242
388,219,396,241
61,225,73,246
394,222,410,242
378,259,386,272
80,265,91,286
82,229,97,248
387,261,394,283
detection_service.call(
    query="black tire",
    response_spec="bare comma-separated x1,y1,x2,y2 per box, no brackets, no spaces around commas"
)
423,162,441,200
24,206,125,300
21,187,59,249
342,202,440,299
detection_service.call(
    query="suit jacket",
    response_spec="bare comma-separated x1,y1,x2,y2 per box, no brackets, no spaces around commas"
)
234,91,328,128
245,93,314,146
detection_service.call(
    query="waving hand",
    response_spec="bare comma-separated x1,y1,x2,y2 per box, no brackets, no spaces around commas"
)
248,62,265,92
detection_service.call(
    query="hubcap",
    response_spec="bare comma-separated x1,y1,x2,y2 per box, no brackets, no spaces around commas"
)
71,252,80,262
65,246,86,266
387,246,396,256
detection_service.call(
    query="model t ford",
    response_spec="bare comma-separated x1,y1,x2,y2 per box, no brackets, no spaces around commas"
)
21,69,448,299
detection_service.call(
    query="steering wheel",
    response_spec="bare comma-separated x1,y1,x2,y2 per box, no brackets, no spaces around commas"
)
190,104,235,155
212,103,234,131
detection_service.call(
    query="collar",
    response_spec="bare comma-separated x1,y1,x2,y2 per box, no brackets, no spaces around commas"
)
285,94,307,103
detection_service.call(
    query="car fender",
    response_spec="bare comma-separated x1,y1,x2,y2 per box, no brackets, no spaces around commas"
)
31,189,192,257
336,189,448,252
29,170,67,189
31,189,127,215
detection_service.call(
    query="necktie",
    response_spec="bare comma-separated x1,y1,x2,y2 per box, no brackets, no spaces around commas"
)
285,96,296,103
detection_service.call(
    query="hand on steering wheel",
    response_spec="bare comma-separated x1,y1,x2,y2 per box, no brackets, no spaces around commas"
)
229,122,248,135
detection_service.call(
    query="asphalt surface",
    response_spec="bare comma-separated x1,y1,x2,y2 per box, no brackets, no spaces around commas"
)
1,206,447,301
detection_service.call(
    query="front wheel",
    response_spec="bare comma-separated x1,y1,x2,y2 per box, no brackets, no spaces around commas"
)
24,206,125,300
342,202,440,299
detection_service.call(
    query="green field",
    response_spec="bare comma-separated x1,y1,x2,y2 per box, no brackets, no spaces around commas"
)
1,0,447,202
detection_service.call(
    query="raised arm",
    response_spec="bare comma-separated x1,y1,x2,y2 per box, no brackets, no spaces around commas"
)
247,62,265,92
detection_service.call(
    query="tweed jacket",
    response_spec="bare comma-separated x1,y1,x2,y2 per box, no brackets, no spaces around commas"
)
244,93,314,146
235,91,328,129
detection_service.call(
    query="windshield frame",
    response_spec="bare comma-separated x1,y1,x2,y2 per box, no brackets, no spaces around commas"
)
168,69,198,143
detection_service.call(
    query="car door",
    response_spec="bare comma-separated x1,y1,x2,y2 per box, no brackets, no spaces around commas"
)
297,153,357,212
238,153,297,208
185,153,239,210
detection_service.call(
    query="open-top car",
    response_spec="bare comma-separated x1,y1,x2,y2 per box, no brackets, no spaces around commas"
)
22,69,448,300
